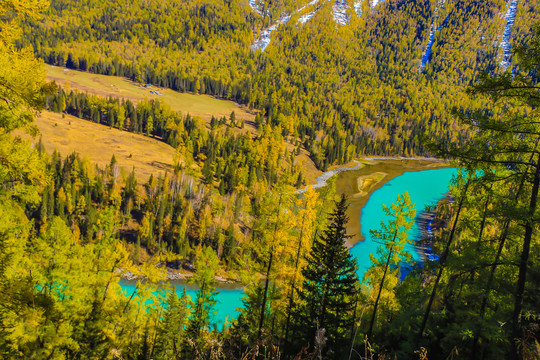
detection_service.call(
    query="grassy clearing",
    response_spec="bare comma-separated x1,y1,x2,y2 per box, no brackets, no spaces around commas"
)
27,111,177,181
46,65,257,131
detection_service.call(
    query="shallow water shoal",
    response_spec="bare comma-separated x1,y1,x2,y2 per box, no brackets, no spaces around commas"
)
349,167,458,276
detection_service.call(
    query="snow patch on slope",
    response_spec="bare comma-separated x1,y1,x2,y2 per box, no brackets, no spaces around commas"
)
354,0,362,15
252,15,291,51
252,0,332,51
499,0,519,70
297,0,319,24
249,0,264,16
332,0,349,25
420,0,448,71
299,10,318,23
298,0,320,12
252,26,276,51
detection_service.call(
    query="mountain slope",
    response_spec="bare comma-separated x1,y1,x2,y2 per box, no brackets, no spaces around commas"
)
21,0,540,170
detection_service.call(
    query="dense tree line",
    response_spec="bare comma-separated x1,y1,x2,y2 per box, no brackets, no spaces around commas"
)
32,146,323,274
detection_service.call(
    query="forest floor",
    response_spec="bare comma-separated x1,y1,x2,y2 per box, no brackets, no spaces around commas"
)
46,65,258,133
24,111,177,182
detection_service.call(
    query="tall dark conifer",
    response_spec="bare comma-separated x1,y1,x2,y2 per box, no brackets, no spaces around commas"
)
288,194,358,359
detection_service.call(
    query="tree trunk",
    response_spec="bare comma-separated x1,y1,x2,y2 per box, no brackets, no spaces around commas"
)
474,189,491,252
366,239,396,341
510,157,540,360
416,180,469,344
258,195,282,338
472,164,532,358
283,214,308,345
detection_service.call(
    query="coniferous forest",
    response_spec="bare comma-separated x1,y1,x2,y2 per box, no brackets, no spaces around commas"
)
1,0,540,359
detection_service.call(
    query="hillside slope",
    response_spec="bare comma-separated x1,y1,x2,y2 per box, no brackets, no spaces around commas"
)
20,0,540,170
28,111,177,181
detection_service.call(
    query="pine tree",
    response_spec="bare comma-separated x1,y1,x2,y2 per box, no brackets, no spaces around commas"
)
229,111,236,127
76,297,110,358
289,194,359,359
228,282,279,356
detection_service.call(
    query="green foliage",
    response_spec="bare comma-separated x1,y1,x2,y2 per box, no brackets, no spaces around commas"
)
228,282,279,354
5,0,540,357
288,194,359,359
392,25,540,359
363,192,416,341
0,0,49,135
184,246,220,358
153,288,191,360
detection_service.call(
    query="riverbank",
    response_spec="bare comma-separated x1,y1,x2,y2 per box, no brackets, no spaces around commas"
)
330,157,452,247
299,156,448,196
119,276,244,291
120,267,242,286
295,160,363,193
415,193,453,261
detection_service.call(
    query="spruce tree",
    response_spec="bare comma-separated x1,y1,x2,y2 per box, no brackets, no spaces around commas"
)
288,194,359,359
228,282,279,357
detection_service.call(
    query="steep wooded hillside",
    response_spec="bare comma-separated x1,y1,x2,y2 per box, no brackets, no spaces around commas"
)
21,0,540,168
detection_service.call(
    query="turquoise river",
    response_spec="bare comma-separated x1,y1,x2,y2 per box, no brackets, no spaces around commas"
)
120,167,458,328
